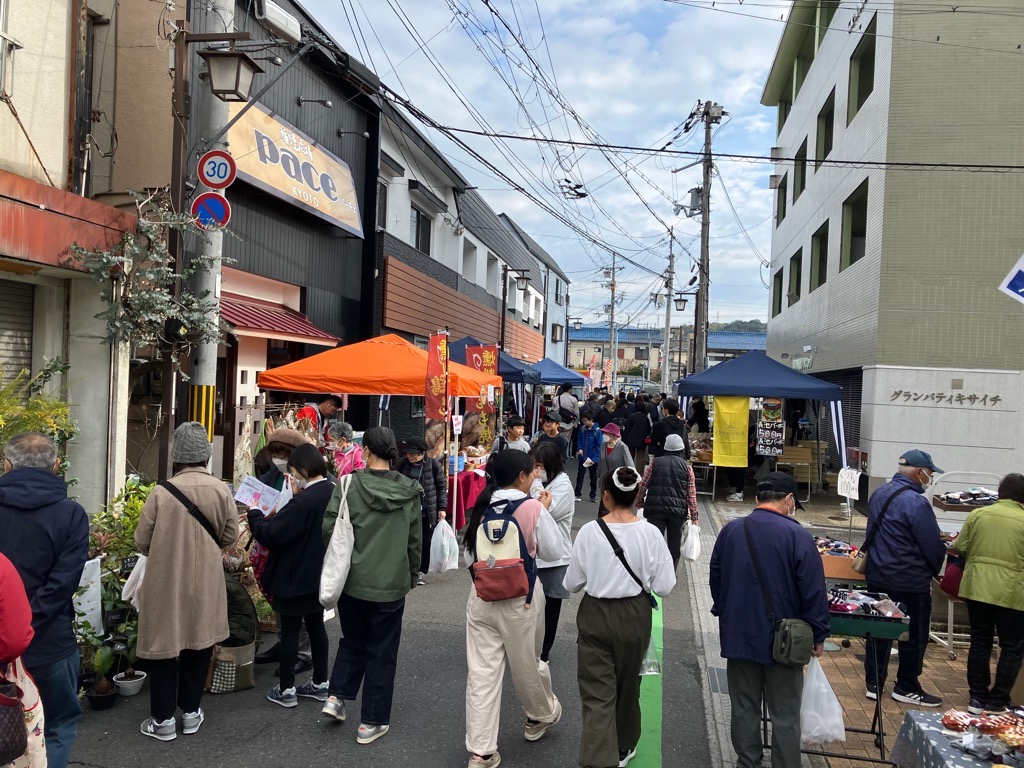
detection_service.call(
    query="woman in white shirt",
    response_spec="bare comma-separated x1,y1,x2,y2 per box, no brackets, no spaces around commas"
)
563,466,676,768
529,442,576,663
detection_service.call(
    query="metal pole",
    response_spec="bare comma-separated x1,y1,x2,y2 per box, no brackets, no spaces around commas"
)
695,101,714,373
610,251,617,391
660,228,674,393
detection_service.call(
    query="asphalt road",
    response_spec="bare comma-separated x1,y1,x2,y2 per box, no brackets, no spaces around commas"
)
70,469,710,768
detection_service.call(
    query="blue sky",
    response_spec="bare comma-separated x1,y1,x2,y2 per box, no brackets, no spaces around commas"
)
301,0,791,325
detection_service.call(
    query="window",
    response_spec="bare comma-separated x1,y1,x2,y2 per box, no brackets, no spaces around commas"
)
0,0,20,100
793,139,807,201
486,254,499,295
788,250,803,306
848,16,876,124
817,0,839,47
461,239,478,283
376,179,388,230
841,180,869,270
551,323,564,343
635,347,650,361
777,99,791,137
810,220,829,291
772,269,784,317
410,205,431,254
555,277,564,305
815,90,835,169
775,174,788,226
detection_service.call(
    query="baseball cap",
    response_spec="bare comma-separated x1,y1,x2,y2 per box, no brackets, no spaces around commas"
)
541,412,559,422
759,471,805,510
898,449,943,473
403,437,429,453
664,434,685,453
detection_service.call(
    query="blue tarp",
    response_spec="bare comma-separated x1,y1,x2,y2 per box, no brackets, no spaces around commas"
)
532,357,589,386
676,350,841,401
449,336,542,385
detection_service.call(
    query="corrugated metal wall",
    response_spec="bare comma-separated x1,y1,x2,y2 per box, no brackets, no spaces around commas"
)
0,279,33,385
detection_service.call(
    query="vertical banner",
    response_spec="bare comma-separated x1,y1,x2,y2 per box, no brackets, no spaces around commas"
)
602,359,612,388
425,332,450,420
712,396,750,467
755,397,785,457
465,345,498,448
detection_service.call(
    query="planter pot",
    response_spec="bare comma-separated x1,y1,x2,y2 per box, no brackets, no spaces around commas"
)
86,689,118,711
257,619,278,634
113,671,147,696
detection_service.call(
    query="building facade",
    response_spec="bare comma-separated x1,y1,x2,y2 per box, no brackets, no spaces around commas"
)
567,325,663,385
762,0,1024,491
707,331,766,367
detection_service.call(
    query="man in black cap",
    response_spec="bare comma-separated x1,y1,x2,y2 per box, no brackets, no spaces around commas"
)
862,449,947,707
710,472,830,768
394,437,446,585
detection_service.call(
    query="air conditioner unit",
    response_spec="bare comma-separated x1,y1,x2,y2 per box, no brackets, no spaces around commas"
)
769,174,782,189
256,0,302,44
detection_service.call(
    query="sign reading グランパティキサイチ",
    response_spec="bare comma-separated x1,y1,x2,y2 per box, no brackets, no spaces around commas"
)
227,102,363,237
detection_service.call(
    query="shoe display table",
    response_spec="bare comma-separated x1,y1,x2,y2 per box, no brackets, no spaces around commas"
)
888,711,991,768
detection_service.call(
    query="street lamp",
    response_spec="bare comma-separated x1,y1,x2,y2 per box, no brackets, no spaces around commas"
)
198,47,263,101
568,316,583,331
499,265,530,352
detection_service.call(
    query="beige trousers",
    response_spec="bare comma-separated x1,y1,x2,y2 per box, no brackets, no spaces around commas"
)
465,585,559,755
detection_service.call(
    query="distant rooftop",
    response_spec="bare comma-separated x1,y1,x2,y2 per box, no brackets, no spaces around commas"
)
569,324,663,345
708,331,767,351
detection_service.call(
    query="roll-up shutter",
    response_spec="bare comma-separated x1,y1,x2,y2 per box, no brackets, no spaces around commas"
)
808,367,863,472
0,279,34,385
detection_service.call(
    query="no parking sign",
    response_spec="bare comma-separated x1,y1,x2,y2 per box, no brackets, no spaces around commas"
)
191,192,231,230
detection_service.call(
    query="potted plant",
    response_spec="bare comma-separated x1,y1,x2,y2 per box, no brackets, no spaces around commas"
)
111,618,146,696
79,624,118,710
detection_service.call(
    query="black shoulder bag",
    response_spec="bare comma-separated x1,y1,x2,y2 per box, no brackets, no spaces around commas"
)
851,486,913,575
742,518,814,667
162,481,221,545
596,519,659,609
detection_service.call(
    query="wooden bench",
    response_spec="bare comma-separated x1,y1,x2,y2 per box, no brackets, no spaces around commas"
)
775,445,814,502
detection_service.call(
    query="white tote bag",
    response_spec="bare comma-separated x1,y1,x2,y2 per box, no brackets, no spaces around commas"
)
319,475,354,609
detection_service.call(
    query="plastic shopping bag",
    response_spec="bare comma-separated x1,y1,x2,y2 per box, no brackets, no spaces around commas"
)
639,636,662,676
121,555,148,610
800,657,846,745
429,520,460,573
681,521,701,562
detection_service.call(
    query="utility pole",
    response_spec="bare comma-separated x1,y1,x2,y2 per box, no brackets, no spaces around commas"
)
188,0,234,447
660,228,674,393
609,251,617,391
694,101,722,373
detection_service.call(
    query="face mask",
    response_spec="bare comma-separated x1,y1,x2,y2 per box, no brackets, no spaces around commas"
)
294,477,308,490
272,458,288,472
537,470,548,483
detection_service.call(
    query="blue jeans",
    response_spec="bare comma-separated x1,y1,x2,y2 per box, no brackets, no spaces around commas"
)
26,649,82,768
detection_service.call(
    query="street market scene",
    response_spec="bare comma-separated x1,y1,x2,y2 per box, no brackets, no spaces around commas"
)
1,1,1024,768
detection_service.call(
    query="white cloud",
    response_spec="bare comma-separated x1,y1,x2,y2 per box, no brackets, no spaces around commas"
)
302,0,787,323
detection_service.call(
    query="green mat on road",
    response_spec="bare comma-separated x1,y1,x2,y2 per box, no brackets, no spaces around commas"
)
633,596,664,767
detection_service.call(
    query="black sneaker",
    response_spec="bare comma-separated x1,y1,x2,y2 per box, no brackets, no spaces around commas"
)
968,698,986,715
255,642,280,664
618,746,637,767
986,702,1008,714
892,687,941,707
866,683,883,700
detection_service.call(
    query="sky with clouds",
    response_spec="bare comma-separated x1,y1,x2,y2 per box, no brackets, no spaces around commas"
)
301,0,792,326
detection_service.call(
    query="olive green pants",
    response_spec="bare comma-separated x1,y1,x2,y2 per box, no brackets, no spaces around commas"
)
726,658,804,768
576,593,652,768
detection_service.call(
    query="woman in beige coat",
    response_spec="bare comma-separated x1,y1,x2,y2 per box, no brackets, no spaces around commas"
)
135,422,239,742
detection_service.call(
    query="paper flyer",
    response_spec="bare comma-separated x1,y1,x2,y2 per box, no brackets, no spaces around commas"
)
234,475,280,516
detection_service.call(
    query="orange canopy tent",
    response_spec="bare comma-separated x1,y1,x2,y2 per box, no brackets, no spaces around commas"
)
256,333,501,397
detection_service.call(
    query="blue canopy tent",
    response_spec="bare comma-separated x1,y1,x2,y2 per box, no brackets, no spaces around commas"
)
449,336,541,419
676,350,848,491
532,357,589,386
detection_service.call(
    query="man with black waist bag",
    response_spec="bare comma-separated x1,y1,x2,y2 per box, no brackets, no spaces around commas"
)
861,449,947,707
710,472,830,768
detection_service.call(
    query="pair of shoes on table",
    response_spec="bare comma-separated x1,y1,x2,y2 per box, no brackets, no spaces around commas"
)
726,492,744,502
140,709,205,741
468,752,501,768
357,723,390,744
524,699,562,742
274,657,313,676
416,572,427,586
619,746,637,767
968,697,1007,715
891,686,941,707
322,695,347,721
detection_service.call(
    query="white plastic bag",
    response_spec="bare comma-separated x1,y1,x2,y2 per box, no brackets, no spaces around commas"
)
800,657,846,745
429,520,460,573
121,554,148,610
681,521,701,561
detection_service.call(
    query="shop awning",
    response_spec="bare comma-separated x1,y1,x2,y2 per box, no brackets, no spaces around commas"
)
220,294,338,347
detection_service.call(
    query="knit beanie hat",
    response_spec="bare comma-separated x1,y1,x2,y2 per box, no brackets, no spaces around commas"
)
172,421,212,464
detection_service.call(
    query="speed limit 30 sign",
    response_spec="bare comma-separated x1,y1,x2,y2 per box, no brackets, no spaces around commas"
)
197,149,236,190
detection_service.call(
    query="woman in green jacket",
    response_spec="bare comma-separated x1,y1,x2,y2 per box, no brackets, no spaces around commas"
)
956,473,1024,714
319,427,422,744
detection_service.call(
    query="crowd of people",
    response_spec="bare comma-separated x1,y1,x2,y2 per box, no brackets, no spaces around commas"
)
2,394,1023,768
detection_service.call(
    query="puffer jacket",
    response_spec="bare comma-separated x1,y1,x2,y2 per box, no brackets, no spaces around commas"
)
643,454,691,520
956,498,1024,611
393,456,447,526
864,473,946,593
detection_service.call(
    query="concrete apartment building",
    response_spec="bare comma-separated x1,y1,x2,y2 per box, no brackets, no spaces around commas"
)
762,0,1024,493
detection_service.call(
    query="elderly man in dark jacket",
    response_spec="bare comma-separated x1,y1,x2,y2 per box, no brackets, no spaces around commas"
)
0,432,89,768
710,472,829,768
863,449,947,707
650,397,691,459
394,437,447,584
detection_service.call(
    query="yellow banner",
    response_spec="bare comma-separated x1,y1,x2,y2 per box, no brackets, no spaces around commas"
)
712,396,750,468
227,102,363,237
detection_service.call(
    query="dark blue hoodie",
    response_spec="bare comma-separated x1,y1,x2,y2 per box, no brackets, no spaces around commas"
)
0,467,89,667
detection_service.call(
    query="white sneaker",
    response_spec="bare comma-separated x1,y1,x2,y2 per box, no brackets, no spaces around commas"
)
726,492,743,502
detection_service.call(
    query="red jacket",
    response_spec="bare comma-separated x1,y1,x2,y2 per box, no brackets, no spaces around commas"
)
0,552,33,663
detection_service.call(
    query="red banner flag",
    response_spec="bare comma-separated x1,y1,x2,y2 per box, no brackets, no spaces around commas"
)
465,344,498,449
425,333,450,419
